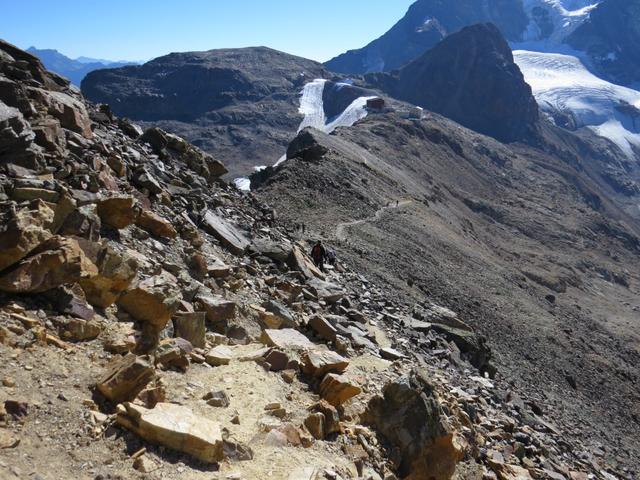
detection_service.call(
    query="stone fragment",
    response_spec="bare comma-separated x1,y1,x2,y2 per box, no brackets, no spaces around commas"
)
96,353,156,404
319,374,361,406
173,311,206,348
40,90,93,138
304,412,325,440
136,210,177,239
262,300,296,329
96,195,139,229
205,345,234,366
261,328,313,350
287,245,325,280
118,272,181,330
430,324,492,372
310,400,341,436
307,278,345,303
264,349,289,372
54,317,102,341
78,240,138,307
380,347,406,361
0,236,98,293
265,429,289,447
302,350,349,377
133,456,157,473
202,210,250,255
203,390,230,408
0,200,54,272
487,460,534,480
59,205,101,241
116,402,223,463
154,339,191,371
195,294,237,323
308,315,338,341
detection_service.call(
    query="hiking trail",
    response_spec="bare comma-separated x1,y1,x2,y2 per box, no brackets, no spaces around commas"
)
336,200,412,241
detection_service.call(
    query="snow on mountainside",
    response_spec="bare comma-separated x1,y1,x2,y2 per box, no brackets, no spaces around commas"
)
514,50,640,156
521,0,600,43
234,79,375,190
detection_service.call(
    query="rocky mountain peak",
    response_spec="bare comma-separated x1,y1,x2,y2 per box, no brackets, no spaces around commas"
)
368,23,539,143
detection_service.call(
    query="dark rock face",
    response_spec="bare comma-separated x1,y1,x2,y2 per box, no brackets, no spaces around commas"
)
369,23,539,143
566,0,640,85
81,47,328,177
325,0,528,74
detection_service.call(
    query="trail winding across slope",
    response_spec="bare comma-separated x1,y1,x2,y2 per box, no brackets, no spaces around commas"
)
336,200,412,241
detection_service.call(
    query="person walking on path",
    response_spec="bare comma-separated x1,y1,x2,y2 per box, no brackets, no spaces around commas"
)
311,240,326,271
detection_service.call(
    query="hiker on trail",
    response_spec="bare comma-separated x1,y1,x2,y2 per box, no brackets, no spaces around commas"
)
311,240,326,271
395,199,399,207
326,248,336,266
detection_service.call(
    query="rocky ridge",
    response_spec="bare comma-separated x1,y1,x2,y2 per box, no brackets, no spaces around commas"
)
0,40,618,480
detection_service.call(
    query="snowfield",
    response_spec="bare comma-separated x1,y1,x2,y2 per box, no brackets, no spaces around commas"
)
235,79,376,190
514,50,640,156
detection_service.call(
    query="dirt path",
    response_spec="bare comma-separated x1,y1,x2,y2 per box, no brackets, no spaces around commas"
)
336,200,412,241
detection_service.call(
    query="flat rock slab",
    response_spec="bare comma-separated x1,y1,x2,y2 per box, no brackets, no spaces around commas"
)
319,373,361,406
302,350,349,377
96,353,156,404
202,210,250,255
116,402,223,463
307,278,345,303
261,328,313,350
205,345,234,366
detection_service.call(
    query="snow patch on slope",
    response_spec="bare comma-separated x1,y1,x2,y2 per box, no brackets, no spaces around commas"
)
521,0,599,43
514,50,640,156
235,79,376,190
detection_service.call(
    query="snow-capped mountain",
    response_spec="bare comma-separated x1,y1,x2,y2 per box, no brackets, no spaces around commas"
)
326,0,640,160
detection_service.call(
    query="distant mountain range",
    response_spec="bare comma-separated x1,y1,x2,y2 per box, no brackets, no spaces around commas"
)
26,47,140,86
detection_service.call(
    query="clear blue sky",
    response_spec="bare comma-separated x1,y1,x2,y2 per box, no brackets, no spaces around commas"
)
1,0,414,62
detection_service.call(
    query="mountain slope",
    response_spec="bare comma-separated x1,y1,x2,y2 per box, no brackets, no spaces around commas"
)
255,113,640,476
81,47,331,177
26,47,136,86
325,0,529,74
366,23,539,143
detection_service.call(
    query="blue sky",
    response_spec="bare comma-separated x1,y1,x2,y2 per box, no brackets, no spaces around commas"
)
1,0,414,62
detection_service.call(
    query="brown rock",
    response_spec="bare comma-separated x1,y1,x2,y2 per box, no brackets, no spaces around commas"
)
304,412,325,440
287,245,325,280
173,311,206,348
78,240,138,308
205,345,234,366
59,205,101,241
310,400,341,436
0,200,54,272
154,339,191,371
202,210,250,255
308,315,338,341
10,186,60,203
261,328,313,350
203,390,230,407
133,456,157,473
264,349,289,372
319,374,361,406
0,236,98,293
136,210,177,239
116,402,223,463
302,350,349,377
195,294,237,324
118,272,181,330
40,90,93,138
96,195,139,229
54,317,102,341
96,353,156,404
362,371,463,480
487,460,534,480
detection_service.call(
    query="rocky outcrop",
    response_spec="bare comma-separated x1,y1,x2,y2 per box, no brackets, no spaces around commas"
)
325,0,529,74
363,372,463,480
368,23,539,143
566,0,640,85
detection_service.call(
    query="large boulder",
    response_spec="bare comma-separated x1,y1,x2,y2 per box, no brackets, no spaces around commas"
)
0,236,98,293
0,200,54,272
96,195,139,229
362,371,463,480
136,210,177,239
96,353,156,404
116,402,224,463
118,272,182,330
